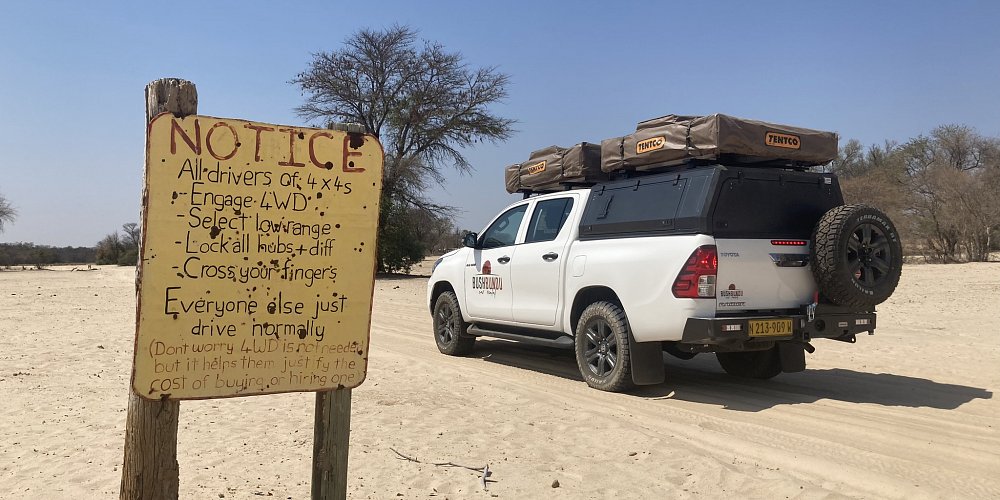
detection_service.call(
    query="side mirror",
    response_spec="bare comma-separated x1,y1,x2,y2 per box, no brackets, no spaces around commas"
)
462,232,478,248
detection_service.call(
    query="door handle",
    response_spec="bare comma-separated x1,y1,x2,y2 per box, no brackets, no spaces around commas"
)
497,256,511,264
769,253,810,267
542,252,559,261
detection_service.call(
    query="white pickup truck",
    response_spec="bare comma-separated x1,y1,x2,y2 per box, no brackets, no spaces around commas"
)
427,165,902,392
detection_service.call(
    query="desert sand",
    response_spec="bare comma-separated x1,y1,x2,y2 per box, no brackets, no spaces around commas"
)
1,261,998,499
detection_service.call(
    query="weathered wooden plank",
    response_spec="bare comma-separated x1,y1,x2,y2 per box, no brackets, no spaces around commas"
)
312,389,352,500
120,77,197,500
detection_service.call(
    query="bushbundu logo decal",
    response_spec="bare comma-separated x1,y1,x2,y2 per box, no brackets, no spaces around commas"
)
472,260,503,295
718,283,746,307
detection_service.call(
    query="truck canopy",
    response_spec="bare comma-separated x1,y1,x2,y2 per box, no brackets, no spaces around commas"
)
578,165,844,240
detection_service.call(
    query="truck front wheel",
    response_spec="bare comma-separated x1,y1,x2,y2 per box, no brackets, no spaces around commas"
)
575,302,634,392
433,291,476,355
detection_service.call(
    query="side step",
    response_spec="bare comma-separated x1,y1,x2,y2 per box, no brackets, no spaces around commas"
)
467,325,574,349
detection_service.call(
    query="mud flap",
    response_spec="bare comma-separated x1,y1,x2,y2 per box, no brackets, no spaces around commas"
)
778,342,806,373
629,335,665,385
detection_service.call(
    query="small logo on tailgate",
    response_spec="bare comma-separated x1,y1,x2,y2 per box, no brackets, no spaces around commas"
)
765,131,801,149
719,283,746,307
720,283,744,298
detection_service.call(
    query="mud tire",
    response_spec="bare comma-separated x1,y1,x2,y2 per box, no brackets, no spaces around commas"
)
811,205,902,308
575,302,635,392
433,291,476,355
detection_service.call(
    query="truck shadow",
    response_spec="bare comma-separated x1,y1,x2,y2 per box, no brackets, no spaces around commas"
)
474,340,993,412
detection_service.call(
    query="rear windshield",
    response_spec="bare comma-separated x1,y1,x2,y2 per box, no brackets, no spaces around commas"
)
578,166,842,240
712,171,843,239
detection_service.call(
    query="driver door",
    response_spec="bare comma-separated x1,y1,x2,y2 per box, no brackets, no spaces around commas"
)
464,203,527,322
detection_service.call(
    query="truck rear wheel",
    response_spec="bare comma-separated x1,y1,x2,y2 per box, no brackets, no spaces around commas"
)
716,347,782,379
811,204,902,308
433,291,475,355
575,302,634,392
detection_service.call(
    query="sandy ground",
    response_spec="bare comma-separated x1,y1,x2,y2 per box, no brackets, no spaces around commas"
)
1,261,998,499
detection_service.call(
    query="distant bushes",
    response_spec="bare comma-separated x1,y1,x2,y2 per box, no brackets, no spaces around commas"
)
0,242,96,268
95,223,140,266
825,125,1000,263
0,222,139,268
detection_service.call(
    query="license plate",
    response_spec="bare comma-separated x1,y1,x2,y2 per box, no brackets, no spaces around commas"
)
748,319,793,337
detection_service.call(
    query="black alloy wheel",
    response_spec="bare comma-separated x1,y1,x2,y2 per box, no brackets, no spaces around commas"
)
584,318,619,378
575,301,634,392
432,291,475,355
847,222,892,288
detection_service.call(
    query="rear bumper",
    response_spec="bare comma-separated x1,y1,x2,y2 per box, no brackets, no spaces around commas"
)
679,304,876,351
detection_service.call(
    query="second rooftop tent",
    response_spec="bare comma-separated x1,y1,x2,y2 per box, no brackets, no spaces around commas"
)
504,142,604,194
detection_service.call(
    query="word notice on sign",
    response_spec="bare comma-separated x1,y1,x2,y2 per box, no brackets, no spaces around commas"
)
132,113,383,400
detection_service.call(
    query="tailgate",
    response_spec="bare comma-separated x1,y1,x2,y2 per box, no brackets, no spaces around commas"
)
715,239,816,312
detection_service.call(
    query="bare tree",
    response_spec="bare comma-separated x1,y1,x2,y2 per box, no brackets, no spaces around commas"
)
0,193,16,233
95,232,123,265
893,127,1000,262
122,223,141,249
292,25,515,272
826,139,865,177
931,124,999,171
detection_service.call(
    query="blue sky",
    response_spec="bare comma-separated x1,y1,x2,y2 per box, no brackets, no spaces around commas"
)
1,1,998,246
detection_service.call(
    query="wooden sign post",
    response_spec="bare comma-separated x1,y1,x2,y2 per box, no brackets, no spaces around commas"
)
313,388,352,499
122,78,383,500
121,78,196,500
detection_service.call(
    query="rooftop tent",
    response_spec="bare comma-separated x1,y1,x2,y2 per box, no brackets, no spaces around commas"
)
510,113,838,193
600,136,625,173
507,142,604,193
504,163,522,194
620,114,838,170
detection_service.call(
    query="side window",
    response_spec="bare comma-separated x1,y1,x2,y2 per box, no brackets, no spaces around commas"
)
479,205,527,249
525,198,574,244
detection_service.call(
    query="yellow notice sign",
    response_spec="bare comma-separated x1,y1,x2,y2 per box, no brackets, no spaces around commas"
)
133,113,383,400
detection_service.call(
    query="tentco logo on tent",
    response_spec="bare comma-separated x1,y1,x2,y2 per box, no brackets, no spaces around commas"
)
524,161,546,175
636,136,666,154
764,131,800,150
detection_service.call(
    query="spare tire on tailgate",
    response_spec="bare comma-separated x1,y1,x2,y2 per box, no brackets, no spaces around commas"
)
811,205,902,308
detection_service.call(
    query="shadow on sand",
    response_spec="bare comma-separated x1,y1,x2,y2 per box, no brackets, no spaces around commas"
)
376,272,430,280
474,339,993,412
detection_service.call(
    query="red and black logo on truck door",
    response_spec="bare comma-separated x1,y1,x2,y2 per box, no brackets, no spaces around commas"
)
472,260,503,295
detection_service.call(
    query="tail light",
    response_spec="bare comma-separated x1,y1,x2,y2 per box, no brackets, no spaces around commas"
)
672,245,718,298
